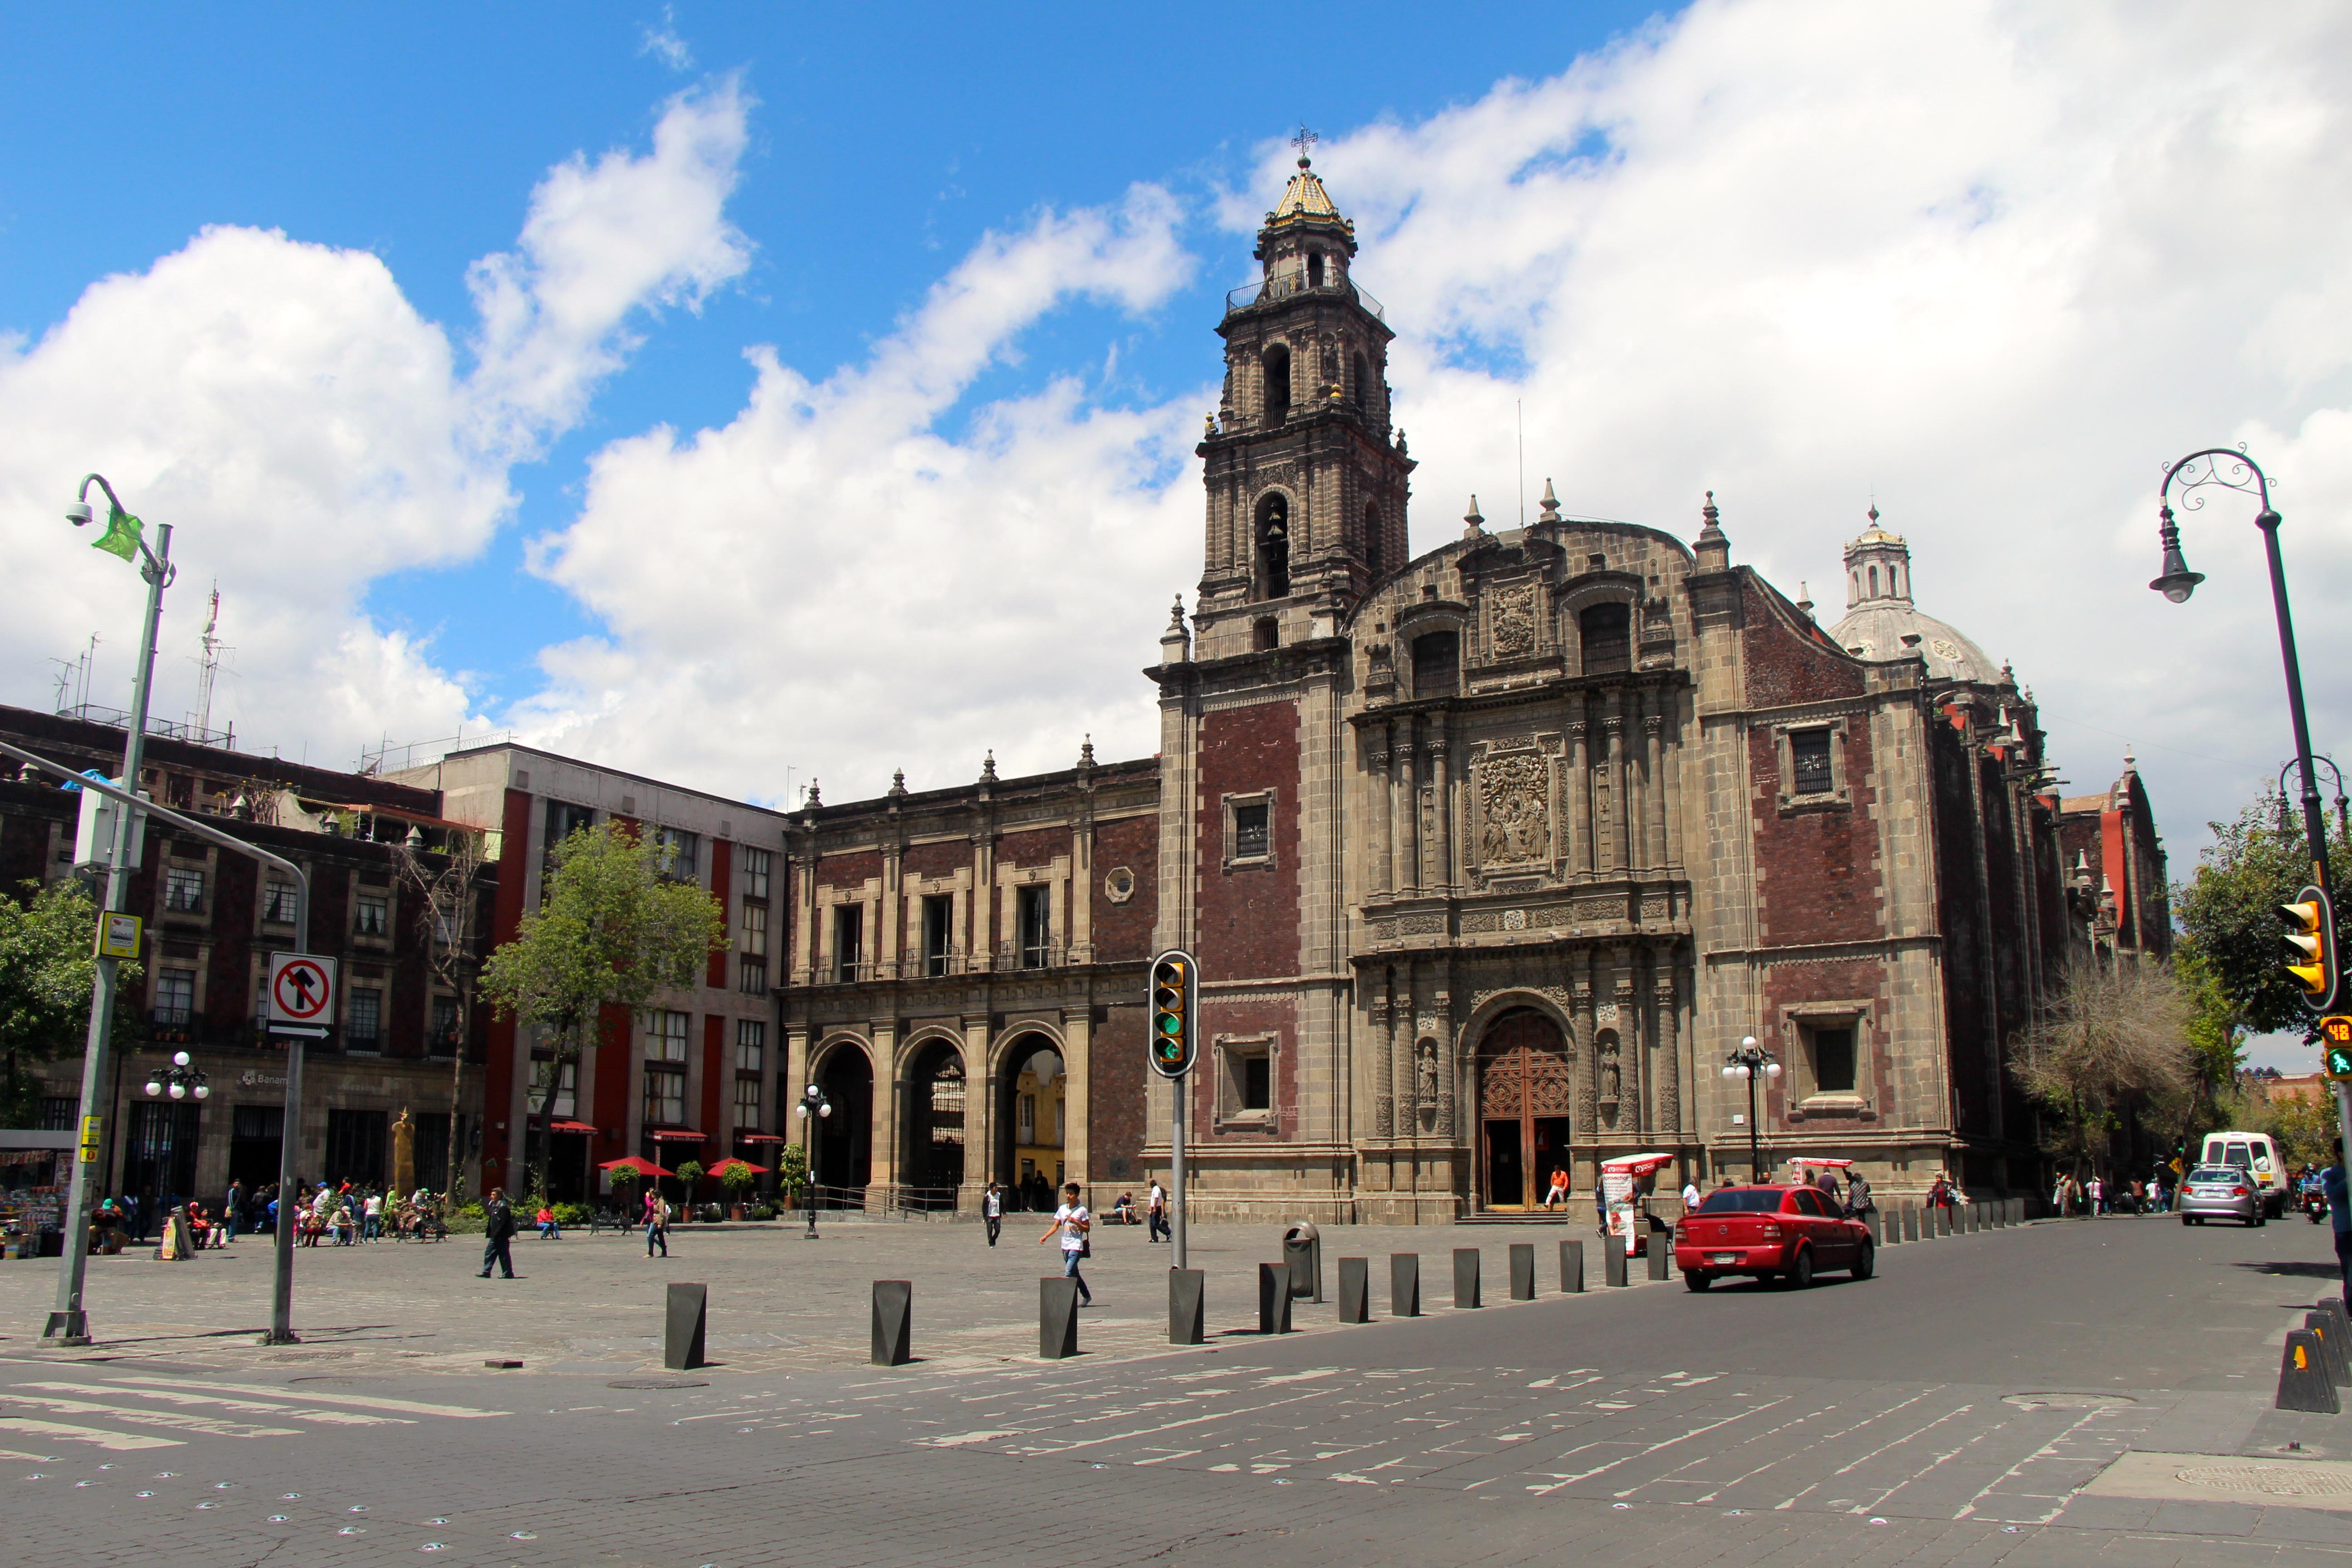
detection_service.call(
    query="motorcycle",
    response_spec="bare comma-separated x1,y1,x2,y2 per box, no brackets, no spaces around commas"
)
2304,1187,2329,1225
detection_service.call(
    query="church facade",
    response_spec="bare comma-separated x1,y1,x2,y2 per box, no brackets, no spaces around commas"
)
779,156,2137,1219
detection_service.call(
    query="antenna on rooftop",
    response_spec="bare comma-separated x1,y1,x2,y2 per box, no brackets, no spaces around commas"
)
191,582,231,741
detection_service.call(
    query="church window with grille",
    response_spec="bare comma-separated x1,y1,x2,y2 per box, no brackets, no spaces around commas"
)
1255,494,1290,598
1262,344,1291,421
1790,728,1834,796
1579,603,1630,674
1411,631,1458,698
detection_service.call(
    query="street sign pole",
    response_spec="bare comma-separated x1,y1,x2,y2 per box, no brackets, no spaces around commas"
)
262,951,332,1345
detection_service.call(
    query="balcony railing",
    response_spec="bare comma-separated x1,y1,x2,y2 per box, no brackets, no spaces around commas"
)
1223,274,1384,321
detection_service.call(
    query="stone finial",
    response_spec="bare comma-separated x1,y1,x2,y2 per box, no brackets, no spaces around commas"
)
1168,593,1187,632
1795,581,1814,618
1463,495,1486,539
888,768,907,799
1538,477,1561,524
2123,745,2136,772
1394,427,1408,456
1693,489,1730,572
979,750,998,784
804,779,821,808
1078,734,1096,769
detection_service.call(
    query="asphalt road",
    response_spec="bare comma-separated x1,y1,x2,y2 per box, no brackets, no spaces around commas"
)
2,1210,2348,1568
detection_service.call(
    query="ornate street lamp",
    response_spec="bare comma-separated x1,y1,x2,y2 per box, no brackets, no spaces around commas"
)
143,1049,210,1102
2276,756,2348,844
1721,1035,1780,1183
795,1082,833,1240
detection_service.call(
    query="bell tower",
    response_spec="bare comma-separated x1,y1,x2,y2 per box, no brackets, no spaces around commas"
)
1193,133,1412,655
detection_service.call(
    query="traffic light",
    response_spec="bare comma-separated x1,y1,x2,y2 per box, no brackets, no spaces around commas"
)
2281,885,2339,1012
2323,1016,2352,1082
1149,949,1198,1079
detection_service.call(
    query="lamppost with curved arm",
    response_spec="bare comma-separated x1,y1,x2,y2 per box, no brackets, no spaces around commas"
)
1721,1035,1781,1184
795,1082,833,1239
2277,756,2349,845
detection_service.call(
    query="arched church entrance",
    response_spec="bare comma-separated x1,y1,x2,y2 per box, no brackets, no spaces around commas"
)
1476,1008,1573,1210
995,1034,1065,1211
902,1038,966,1210
813,1043,872,1199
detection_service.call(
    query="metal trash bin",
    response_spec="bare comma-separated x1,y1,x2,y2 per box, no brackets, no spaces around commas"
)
1283,1221,1323,1302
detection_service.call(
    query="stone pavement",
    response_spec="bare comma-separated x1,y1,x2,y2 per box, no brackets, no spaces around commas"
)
3,1210,2352,1565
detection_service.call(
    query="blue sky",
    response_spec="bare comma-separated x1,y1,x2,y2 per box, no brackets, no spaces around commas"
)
5,5,2352,1076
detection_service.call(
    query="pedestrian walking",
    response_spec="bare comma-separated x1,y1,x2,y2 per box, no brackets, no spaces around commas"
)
1844,1168,1874,1218
223,1179,244,1241
1146,1178,1169,1244
983,1182,1004,1246
1039,1182,1092,1306
2327,1139,2352,1309
644,1188,669,1258
2087,1175,2104,1215
477,1188,517,1279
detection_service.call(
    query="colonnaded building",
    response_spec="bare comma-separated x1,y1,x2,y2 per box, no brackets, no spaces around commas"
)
780,153,2164,1220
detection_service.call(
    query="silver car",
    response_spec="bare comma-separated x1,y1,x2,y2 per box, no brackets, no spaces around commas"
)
2179,1166,2264,1227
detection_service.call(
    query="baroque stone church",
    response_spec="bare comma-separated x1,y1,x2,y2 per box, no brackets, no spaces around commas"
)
777,153,2136,1219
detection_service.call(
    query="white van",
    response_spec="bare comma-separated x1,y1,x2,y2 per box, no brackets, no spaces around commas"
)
2200,1131,2288,1218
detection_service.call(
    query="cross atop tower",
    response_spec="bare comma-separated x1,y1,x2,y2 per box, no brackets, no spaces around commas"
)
1291,124,1318,167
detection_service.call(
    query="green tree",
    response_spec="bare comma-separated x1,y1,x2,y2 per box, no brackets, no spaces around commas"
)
478,823,726,1193
2014,960,2194,1177
2174,789,2352,1041
771,1140,808,1196
0,879,140,1127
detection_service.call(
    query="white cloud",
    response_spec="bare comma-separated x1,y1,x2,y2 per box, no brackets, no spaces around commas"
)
517,186,1197,799
0,85,754,766
640,8,695,72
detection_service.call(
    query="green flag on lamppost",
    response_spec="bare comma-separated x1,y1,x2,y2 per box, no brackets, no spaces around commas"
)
90,505,142,564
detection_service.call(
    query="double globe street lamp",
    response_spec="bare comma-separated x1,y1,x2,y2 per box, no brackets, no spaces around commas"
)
795,1082,832,1239
1722,1035,1780,1183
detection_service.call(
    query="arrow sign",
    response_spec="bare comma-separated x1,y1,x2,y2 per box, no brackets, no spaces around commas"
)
268,952,337,1028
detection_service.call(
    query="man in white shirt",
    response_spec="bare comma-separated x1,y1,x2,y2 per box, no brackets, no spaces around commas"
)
983,1182,1004,1247
1039,1183,1093,1305
1681,1178,1701,1214
1147,1180,1168,1244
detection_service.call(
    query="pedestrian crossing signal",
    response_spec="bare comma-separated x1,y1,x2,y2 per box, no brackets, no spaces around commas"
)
2323,1016,2352,1081
2282,886,2339,1012
1149,950,1198,1079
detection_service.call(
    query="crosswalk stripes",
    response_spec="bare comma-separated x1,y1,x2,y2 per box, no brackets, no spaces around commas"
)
0,1372,509,1453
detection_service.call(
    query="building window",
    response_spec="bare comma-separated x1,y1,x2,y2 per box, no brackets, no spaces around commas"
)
532,1057,578,1118
739,957,768,996
1225,797,1273,867
921,894,953,976
655,826,699,879
653,1009,691,1063
1307,250,1324,289
347,985,383,1047
740,901,767,959
1018,1093,1036,1142
734,1074,761,1126
429,994,462,1054
735,1019,765,1074
39,1095,77,1131
1411,630,1459,697
1255,493,1291,599
1578,602,1631,674
1790,728,1834,797
262,877,298,925
1263,343,1291,421
1217,1039,1276,1123
543,800,595,853
1363,501,1383,577
1017,885,1052,969
1811,1025,1858,1095
740,848,772,902
155,968,196,1024
1253,616,1279,652
1351,353,1368,409
1243,1056,1271,1111
833,906,863,983
643,1066,686,1127
355,892,389,937
163,866,205,913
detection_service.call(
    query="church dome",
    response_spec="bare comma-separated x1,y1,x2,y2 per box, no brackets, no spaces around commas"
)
1825,507,1998,685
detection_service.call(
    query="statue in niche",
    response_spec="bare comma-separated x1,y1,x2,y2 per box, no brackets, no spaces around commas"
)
1416,1039,1439,1108
1596,1034,1622,1104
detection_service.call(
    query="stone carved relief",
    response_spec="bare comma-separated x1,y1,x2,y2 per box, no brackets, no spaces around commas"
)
1397,913,1446,936
1477,752,1553,867
1490,585,1539,658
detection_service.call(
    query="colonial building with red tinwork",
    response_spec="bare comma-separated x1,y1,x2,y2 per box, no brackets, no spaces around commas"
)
780,154,2144,1218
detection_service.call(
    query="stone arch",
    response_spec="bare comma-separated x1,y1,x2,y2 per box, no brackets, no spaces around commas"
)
807,1034,873,1196
902,1034,967,1208
1254,489,1293,600
1472,1005,1575,1211
990,1023,1068,1207
1261,341,1293,421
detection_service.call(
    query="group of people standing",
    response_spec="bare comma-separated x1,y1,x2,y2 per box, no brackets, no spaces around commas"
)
2050,1171,2171,1215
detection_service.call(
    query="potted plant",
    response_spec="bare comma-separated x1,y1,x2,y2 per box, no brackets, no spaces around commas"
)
609,1170,641,1224
717,1159,758,1220
672,1160,704,1221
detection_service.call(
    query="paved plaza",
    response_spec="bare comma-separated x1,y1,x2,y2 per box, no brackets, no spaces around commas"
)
3,1210,2352,1565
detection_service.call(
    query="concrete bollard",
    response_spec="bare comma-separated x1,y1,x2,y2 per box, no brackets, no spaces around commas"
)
1604,1241,1628,1288
1454,1247,1482,1309
870,1280,912,1367
1040,1277,1080,1359
2322,1296,2352,1358
1990,1200,2005,1229
664,1282,708,1371
2279,1328,2341,1413
1559,1239,1585,1293
1338,1257,1370,1323
1901,1208,1918,1243
1259,1263,1293,1334
1509,1243,1535,1301
2307,1311,2351,1388
1882,1209,1899,1245
1972,1202,1986,1233
1168,1268,1205,1345
1391,1253,1421,1317
1936,1205,1952,1238
1647,1234,1671,1281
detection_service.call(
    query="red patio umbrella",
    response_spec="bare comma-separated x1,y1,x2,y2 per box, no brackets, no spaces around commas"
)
708,1157,769,1176
597,1155,672,1179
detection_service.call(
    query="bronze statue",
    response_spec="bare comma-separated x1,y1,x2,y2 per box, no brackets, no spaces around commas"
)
391,1109,416,1198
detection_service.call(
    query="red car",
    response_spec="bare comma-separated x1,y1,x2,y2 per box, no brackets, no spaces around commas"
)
1673,1183,1875,1290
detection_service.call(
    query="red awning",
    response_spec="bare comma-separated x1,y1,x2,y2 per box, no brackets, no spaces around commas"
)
647,1128,706,1142
547,1119,598,1134
737,1132,787,1143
